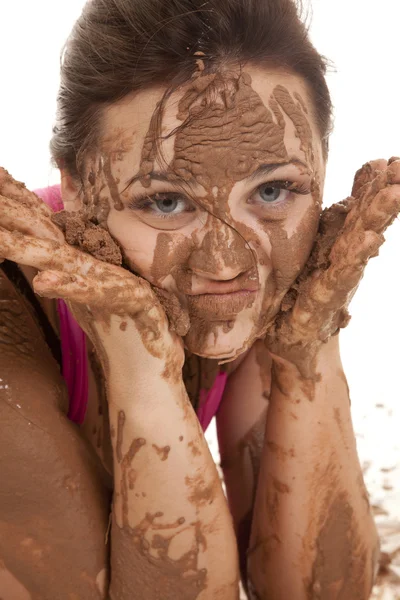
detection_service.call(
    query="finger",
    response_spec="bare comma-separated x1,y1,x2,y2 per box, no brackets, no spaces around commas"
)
298,164,400,326
0,227,105,278
0,227,76,272
363,184,400,234
387,158,400,184
33,270,106,304
0,226,157,312
348,163,400,235
343,164,400,236
34,269,154,313
0,168,53,219
0,195,65,243
324,229,384,294
345,169,389,235
351,159,388,197
153,287,190,336
292,228,384,334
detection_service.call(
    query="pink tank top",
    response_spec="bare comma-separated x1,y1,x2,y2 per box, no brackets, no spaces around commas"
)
34,185,227,432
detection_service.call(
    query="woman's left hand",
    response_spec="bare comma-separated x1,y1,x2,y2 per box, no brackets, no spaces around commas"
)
266,157,400,371
0,168,186,376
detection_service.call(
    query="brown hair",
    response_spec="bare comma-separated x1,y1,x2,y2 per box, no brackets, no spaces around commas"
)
51,0,333,180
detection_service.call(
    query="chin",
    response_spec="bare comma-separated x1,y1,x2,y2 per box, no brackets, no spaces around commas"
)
183,318,256,362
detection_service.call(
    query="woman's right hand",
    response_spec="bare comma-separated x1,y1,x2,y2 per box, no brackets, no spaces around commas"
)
0,168,185,382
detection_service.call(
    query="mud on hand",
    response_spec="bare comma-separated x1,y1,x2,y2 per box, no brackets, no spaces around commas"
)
0,168,185,373
265,158,400,368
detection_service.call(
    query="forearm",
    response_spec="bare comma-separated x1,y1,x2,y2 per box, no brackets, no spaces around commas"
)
247,336,379,599
106,358,239,600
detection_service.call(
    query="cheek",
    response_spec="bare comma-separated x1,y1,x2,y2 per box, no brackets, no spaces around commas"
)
107,210,158,279
265,200,320,291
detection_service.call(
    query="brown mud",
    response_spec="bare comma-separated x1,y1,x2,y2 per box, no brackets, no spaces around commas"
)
52,207,122,266
142,69,319,356
112,409,209,599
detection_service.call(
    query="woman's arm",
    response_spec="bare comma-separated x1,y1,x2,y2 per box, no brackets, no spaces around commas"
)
218,158,400,598
0,268,111,599
247,335,379,599
244,156,400,598
102,320,240,600
216,341,271,588
0,171,240,599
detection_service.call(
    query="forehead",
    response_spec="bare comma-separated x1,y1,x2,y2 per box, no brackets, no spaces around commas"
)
100,67,322,173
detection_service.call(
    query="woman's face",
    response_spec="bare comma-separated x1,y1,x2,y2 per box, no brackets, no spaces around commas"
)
68,66,326,361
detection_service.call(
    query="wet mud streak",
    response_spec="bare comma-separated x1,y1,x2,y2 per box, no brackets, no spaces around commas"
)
185,473,217,510
113,411,208,598
306,490,368,600
114,513,208,599
102,157,124,211
116,410,125,464
115,410,146,526
152,444,171,461
273,85,315,176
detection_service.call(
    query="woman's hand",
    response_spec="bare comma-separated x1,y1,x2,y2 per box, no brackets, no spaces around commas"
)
0,168,65,243
266,157,400,374
247,161,397,599
0,168,185,379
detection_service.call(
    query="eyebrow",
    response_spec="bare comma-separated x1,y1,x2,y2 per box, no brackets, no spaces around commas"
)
124,158,309,189
124,170,173,189
247,159,309,182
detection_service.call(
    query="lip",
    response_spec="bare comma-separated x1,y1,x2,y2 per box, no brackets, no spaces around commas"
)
186,289,258,319
187,281,260,295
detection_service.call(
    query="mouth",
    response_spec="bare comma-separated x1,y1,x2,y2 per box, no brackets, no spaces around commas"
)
187,279,259,295
186,289,258,320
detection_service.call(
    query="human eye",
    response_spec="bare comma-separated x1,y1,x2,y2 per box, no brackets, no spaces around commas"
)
247,179,311,216
252,180,310,205
126,191,198,230
128,192,194,217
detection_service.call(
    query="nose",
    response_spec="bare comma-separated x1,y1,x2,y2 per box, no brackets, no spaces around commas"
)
187,222,254,281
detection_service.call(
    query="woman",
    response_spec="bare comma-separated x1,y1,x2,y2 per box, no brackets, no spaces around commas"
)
0,0,397,597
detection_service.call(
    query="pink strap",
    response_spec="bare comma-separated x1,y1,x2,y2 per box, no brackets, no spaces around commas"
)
57,300,89,424
34,184,63,212
34,185,89,425
197,372,228,432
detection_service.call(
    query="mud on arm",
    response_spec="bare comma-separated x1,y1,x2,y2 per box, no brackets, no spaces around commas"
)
246,336,379,600
245,158,400,599
104,335,240,600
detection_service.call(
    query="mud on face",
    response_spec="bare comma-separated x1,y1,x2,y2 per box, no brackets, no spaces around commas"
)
70,66,324,360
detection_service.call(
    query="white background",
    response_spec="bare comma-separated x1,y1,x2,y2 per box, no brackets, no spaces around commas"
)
0,1,399,516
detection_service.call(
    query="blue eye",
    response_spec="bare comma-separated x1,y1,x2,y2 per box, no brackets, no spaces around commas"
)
155,196,180,213
128,192,192,217
258,185,284,203
247,179,311,216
